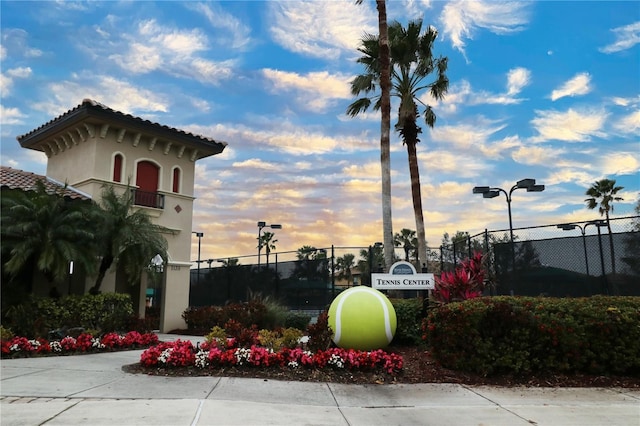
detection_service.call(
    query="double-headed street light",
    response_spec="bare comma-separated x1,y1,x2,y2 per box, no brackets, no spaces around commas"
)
257,221,281,268
473,178,545,243
557,220,607,277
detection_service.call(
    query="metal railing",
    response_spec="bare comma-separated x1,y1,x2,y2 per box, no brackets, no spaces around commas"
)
131,189,164,209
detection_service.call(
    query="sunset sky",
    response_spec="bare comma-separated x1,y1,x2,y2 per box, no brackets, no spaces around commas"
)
2,1,638,264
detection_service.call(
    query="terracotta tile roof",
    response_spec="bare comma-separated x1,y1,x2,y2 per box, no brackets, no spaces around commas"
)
17,99,227,156
0,166,91,200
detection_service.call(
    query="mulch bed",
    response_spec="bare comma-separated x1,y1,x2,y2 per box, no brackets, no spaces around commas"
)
123,344,640,388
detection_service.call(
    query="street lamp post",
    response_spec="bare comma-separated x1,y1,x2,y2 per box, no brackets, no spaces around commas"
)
257,221,281,268
557,221,605,276
473,179,545,243
473,179,545,271
192,231,204,286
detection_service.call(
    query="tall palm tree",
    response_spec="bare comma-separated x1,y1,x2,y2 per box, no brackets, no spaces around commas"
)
259,231,278,268
355,0,394,272
2,181,97,289
394,228,417,262
585,178,624,274
348,19,449,271
90,185,170,294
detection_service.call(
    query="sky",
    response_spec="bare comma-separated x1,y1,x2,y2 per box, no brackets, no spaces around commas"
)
1,0,639,265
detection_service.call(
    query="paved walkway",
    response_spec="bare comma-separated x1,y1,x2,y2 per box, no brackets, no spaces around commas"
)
1,334,638,425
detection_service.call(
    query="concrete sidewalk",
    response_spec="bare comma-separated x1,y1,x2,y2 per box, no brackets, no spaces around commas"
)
1,334,638,425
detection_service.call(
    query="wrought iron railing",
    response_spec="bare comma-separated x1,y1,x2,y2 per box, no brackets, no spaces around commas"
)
131,189,164,209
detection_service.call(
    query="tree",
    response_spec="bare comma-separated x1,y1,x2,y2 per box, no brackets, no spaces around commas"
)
394,228,417,262
335,253,356,286
258,231,278,268
293,246,328,281
585,178,624,274
90,185,169,294
353,0,394,272
2,181,97,289
348,19,449,271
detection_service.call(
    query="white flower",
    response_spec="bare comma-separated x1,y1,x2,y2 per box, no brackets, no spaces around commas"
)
28,339,40,348
328,354,344,369
234,348,251,365
9,344,19,352
195,350,209,368
287,361,299,369
91,338,105,349
158,348,173,364
50,341,62,352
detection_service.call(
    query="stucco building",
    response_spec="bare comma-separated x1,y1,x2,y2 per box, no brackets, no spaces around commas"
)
14,99,227,332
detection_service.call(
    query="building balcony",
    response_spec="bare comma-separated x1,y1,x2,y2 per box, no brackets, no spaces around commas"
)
131,188,164,209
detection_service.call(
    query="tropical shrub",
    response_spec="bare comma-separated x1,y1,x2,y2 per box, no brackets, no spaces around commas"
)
390,298,424,346
306,311,333,352
423,296,640,376
432,251,486,303
284,311,312,330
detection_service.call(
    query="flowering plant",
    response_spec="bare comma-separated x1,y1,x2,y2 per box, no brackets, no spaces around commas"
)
433,251,487,304
139,340,403,375
1,331,158,358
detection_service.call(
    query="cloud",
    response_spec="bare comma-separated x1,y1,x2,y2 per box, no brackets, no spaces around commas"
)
506,67,531,96
530,108,608,142
268,1,376,59
107,19,234,85
232,158,281,171
599,21,640,53
31,75,168,116
511,145,566,166
439,0,530,59
613,110,640,134
429,118,507,152
430,68,531,113
187,2,252,50
601,152,640,175
0,105,27,125
262,69,352,111
1,28,43,58
550,72,591,101
1,66,33,95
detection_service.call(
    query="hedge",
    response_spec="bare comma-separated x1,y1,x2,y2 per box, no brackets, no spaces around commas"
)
424,295,640,376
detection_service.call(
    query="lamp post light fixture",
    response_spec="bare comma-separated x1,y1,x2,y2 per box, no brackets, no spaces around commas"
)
472,178,545,243
192,231,204,286
257,221,282,268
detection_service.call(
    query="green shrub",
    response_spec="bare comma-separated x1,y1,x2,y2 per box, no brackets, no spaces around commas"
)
424,296,640,376
205,326,228,348
284,311,311,330
0,325,14,340
390,298,425,346
182,302,268,331
3,293,134,338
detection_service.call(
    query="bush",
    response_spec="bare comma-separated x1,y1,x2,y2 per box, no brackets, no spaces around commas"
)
284,311,311,330
3,294,134,338
182,302,268,331
390,298,424,346
306,311,333,352
424,296,640,376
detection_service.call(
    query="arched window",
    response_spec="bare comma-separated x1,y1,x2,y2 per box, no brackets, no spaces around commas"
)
113,154,123,182
172,167,181,193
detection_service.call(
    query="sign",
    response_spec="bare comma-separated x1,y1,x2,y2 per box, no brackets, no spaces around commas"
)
372,261,434,290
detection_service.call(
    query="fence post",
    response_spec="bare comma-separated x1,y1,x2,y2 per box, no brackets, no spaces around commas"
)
467,235,472,259
331,245,335,299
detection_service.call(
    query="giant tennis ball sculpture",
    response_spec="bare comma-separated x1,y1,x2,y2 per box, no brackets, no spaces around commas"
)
328,286,397,351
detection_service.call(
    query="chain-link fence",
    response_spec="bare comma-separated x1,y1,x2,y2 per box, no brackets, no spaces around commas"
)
440,216,640,297
189,216,639,307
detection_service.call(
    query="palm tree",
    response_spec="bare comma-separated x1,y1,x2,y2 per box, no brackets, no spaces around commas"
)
2,181,97,289
355,0,394,272
336,253,356,287
394,228,417,262
90,185,170,294
348,19,449,272
259,231,278,268
585,178,624,274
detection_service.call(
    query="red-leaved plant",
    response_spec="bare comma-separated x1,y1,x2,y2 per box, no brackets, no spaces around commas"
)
433,251,487,304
